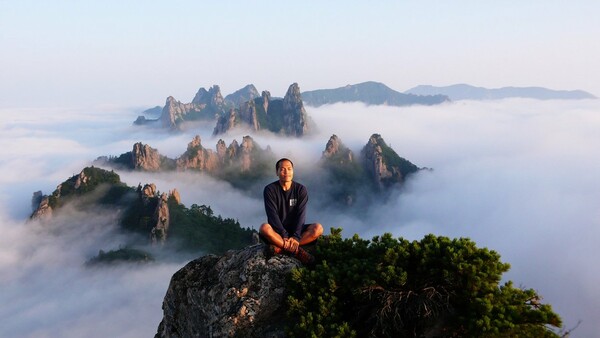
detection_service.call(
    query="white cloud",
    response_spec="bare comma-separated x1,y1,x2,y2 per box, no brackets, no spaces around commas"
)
1,99,599,336
307,99,600,336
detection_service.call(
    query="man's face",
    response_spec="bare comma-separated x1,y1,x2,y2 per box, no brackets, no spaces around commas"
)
277,160,294,183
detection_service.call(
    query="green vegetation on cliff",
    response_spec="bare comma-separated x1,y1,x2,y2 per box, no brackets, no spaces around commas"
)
48,166,124,209
287,229,562,337
168,201,254,254
86,247,154,266
44,167,254,258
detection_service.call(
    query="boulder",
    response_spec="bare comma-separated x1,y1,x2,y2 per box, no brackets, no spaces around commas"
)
155,244,302,338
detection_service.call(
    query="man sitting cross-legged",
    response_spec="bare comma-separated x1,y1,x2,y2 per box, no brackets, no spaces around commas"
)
259,158,323,265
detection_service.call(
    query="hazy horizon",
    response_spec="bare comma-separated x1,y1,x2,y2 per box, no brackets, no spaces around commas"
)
2,1,600,108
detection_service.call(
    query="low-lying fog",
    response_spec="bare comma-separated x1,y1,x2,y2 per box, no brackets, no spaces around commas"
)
1,98,598,337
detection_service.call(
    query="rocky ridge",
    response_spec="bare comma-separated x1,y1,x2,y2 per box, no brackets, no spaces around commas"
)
213,83,310,136
135,83,311,136
98,133,422,210
103,135,274,177
30,167,180,246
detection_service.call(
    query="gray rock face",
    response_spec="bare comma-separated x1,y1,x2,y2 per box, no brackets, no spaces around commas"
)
212,109,239,136
322,134,354,163
282,83,308,136
155,244,301,338
212,99,261,136
224,84,260,107
239,136,255,172
239,99,260,131
213,84,310,137
174,135,261,174
108,135,269,176
161,96,197,130
141,183,179,243
132,142,162,171
361,134,419,189
362,134,393,189
160,86,225,130
261,91,271,113
192,85,224,108
175,135,220,172
152,193,170,245
30,194,52,221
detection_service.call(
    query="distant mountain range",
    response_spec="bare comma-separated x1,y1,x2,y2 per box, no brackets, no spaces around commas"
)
404,84,596,101
301,81,449,107
135,83,311,137
135,82,595,134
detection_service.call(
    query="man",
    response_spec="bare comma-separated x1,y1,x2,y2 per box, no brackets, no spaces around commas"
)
259,158,323,265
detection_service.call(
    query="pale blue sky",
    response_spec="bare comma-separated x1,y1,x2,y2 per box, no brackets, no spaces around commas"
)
1,1,599,107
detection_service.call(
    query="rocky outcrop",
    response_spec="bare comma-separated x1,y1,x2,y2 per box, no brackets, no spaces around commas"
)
104,135,272,178
142,183,157,202
238,136,256,171
239,99,260,131
212,99,260,136
362,134,392,189
132,142,163,171
175,136,220,172
30,193,52,221
174,135,265,174
260,91,270,113
322,134,354,164
155,244,301,338
152,193,170,245
158,86,226,130
213,83,310,137
170,189,181,205
161,96,197,130
282,83,309,136
192,85,224,108
139,183,180,244
212,109,238,136
361,134,419,189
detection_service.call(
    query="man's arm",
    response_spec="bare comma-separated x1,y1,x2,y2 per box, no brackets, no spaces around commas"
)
264,185,289,238
290,184,308,240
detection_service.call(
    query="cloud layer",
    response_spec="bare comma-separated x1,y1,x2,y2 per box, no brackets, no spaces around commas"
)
1,99,599,336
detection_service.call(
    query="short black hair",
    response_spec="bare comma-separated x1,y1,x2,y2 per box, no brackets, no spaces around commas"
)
276,158,294,171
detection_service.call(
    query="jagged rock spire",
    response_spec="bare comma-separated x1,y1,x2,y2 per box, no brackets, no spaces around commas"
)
282,83,309,136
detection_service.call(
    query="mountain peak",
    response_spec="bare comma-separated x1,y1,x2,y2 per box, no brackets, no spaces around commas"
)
224,84,260,107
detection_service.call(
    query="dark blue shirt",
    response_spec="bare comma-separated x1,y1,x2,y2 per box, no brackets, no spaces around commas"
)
263,180,308,240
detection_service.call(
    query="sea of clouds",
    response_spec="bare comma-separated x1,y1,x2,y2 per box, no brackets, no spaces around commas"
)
1,98,598,337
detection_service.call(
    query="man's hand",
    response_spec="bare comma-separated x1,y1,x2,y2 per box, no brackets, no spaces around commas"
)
283,238,299,254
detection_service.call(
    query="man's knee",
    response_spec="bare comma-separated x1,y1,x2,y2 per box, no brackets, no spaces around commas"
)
315,223,324,236
310,223,324,237
259,223,271,235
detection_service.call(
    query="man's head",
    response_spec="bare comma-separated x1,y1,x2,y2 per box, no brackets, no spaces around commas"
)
276,158,294,184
